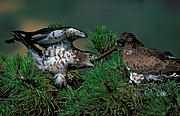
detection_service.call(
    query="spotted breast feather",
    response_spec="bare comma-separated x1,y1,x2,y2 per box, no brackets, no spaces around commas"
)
5,27,96,87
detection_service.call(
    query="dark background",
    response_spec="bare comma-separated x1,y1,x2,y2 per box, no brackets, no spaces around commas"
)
0,0,180,57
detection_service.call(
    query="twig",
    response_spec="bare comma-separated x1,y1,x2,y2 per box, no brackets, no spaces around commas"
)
0,98,11,101
103,83,113,93
0,98,23,101
91,46,118,62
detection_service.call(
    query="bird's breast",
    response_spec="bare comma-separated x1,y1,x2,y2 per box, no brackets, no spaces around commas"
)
41,45,79,73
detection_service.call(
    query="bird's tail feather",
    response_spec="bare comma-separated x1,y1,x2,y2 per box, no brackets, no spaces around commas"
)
6,31,43,56
164,60,180,76
12,31,31,47
6,31,44,67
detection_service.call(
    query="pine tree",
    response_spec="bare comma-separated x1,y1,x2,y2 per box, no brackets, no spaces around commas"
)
0,24,179,116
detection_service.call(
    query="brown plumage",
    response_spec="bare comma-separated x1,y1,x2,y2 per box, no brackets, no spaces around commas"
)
116,32,180,84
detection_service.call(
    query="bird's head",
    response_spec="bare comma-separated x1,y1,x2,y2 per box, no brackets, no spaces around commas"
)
116,32,144,47
69,52,97,69
78,52,97,67
66,27,88,39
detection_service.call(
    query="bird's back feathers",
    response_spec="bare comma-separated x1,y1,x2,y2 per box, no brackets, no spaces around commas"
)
117,32,180,78
5,27,87,48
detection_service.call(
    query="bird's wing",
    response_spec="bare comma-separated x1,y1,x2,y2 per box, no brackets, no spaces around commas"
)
124,47,180,75
5,27,87,48
135,47,175,61
33,27,87,46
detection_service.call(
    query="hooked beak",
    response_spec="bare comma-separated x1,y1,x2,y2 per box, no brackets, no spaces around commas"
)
83,60,95,67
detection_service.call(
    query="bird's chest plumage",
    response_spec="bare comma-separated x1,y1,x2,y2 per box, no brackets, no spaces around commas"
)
41,45,79,73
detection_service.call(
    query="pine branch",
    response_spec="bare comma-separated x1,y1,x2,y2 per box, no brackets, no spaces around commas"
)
1,25,180,116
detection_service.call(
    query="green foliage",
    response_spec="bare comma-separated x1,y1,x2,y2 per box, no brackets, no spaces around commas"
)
90,26,116,54
0,53,61,115
0,26,179,115
48,21,62,28
140,82,180,115
58,53,138,115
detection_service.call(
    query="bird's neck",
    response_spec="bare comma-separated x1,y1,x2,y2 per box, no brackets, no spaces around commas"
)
127,39,144,48
130,41,144,49
124,43,142,50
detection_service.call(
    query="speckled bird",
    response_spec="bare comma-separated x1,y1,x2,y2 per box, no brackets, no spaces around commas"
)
5,27,96,86
116,32,180,84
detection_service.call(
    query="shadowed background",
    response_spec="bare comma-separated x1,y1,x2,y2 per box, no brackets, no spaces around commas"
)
0,0,180,57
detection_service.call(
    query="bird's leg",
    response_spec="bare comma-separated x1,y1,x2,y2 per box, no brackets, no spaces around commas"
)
67,71,74,81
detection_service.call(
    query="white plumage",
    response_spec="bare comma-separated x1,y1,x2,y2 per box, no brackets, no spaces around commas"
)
6,27,96,87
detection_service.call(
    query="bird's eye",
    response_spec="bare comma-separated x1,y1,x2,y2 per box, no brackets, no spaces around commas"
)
89,54,93,58
125,35,130,38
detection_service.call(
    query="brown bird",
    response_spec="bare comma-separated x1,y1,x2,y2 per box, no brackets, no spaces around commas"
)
116,32,180,84
5,27,96,87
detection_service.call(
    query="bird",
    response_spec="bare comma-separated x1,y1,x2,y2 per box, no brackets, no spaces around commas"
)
5,27,97,87
116,32,180,84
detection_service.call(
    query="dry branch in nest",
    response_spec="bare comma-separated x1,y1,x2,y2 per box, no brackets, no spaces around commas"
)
91,46,118,62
